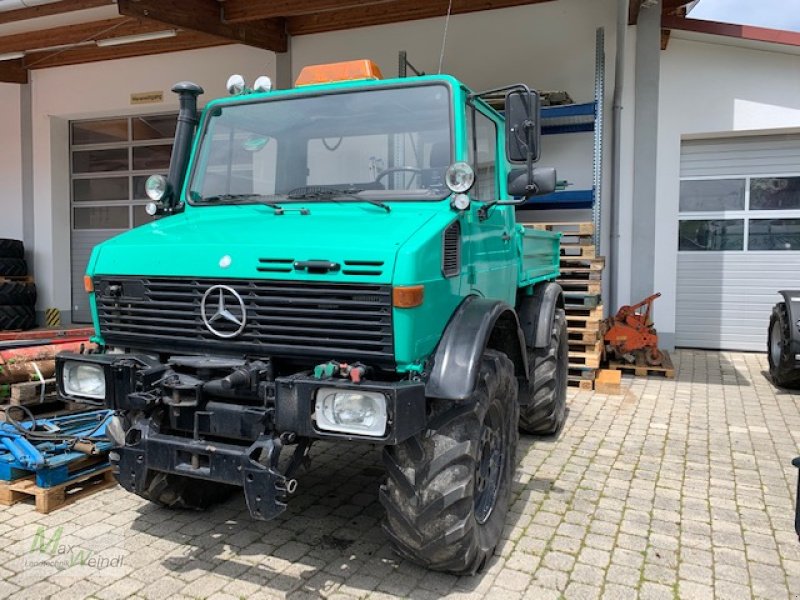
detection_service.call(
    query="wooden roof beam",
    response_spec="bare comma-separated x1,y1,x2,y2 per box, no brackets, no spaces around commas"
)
289,0,556,36
0,58,27,83
22,31,232,70
222,0,398,22
0,0,113,25
117,0,286,52
0,17,172,54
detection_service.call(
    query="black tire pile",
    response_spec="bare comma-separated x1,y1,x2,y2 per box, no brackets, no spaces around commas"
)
0,239,36,331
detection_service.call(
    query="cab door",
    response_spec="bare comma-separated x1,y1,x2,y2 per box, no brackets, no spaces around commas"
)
465,104,516,305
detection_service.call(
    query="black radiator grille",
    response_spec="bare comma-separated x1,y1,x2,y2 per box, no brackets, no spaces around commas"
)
94,277,394,364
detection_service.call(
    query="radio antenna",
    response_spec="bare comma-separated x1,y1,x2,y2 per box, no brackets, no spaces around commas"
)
437,0,454,74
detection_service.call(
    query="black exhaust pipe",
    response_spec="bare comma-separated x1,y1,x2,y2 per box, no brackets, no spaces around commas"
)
166,81,204,210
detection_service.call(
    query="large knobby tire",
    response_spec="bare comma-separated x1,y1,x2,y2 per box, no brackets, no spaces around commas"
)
381,349,519,575
0,281,36,306
0,305,35,331
0,258,26,277
768,303,800,389
0,239,24,259
134,471,237,510
519,308,568,435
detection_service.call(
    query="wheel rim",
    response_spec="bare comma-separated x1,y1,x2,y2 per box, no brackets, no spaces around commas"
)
770,319,782,367
474,405,504,524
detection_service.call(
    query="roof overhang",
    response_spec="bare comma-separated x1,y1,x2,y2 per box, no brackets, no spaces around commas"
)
0,0,558,83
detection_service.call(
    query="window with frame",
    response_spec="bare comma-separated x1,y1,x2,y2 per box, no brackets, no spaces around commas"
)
467,108,498,201
678,175,800,252
70,113,177,230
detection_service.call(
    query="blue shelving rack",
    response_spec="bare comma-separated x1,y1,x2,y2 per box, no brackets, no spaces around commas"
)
523,28,605,247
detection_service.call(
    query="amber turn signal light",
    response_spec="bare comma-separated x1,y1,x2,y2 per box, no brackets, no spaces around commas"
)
393,285,424,308
83,275,94,293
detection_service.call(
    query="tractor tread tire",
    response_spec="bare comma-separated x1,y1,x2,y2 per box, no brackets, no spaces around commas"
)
0,281,36,306
768,303,800,389
134,471,237,511
381,349,519,575
0,239,24,259
519,308,568,435
0,305,35,331
0,258,27,277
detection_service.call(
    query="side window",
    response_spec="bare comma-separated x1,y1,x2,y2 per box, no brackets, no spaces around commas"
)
467,108,498,200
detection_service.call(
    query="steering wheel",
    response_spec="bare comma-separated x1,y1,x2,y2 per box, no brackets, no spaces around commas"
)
375,167,424,190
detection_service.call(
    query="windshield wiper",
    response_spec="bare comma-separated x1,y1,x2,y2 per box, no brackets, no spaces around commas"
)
286,188,391,213
201,193,283,212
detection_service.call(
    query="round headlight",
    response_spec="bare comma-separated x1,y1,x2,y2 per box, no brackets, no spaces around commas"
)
145,201,159,216
445,162,475,193
145,174,168,201
254,75,273,93
226,74,246,95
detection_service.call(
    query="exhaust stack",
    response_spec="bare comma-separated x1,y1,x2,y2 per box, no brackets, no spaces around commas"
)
167,81,203,210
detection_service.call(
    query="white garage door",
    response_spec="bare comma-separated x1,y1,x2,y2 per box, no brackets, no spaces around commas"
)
676,134,800,351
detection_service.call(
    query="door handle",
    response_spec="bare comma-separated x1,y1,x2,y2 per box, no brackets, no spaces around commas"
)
501,231,511,242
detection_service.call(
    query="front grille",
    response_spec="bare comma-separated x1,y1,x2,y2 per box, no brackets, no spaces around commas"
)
94,277,394,364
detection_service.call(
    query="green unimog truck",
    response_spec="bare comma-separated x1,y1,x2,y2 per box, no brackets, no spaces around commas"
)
57,59,568,575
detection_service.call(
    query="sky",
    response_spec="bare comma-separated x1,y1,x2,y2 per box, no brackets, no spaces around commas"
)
690,0,800,32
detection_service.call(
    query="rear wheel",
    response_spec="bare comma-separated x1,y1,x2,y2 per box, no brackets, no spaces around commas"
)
768,302,800,389
519,308,568,434
381,349,518,574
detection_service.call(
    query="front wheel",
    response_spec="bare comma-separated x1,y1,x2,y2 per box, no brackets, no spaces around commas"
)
380,349,519,574
133,471,237,511
768,302,800,389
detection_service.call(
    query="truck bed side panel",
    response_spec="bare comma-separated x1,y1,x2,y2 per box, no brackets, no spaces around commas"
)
517,225,560,288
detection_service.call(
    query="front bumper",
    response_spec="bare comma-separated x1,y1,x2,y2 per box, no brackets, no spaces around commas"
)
56,351,427,521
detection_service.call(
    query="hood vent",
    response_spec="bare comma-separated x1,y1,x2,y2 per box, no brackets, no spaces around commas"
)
257,258,294,273
442,221,461,278
342,260,384,277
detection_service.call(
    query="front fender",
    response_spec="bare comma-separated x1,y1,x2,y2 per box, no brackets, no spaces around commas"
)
425,296,527,401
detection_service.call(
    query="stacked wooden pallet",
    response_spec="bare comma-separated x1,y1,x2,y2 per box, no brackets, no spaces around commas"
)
528,222,604,391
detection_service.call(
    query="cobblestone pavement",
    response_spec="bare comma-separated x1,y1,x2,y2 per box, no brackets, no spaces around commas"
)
1,350,799,599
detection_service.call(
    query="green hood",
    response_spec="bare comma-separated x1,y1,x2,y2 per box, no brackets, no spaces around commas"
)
88,203,443,284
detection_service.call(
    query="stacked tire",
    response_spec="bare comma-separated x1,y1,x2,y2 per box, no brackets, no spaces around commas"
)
0,239,35,331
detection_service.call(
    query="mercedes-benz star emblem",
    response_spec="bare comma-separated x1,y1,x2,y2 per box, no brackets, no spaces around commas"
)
201,285,247,338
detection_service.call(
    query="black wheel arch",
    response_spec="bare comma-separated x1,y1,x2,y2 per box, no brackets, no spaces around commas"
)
517,281,565,349
425,295,528,401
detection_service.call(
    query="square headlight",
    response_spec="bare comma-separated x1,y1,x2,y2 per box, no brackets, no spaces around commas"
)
62,361,106,400
314,388,387,437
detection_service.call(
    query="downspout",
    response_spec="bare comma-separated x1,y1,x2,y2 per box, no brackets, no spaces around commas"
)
608,0,629,314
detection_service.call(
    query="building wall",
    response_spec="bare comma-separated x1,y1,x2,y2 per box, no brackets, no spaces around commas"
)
0,84,23,242
654,37,800,345
28,44,275,320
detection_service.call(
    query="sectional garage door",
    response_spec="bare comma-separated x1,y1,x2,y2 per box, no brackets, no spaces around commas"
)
676,134,800,351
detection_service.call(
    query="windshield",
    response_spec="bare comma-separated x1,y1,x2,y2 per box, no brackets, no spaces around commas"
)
188,83,453,205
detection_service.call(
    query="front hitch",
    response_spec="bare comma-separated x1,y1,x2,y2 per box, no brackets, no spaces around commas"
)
794,457,800,541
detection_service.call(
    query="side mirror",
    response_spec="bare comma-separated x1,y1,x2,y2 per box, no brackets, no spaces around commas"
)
505,90,541,164
508,167,556,199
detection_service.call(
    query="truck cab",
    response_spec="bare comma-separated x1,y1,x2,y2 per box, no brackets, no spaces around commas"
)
57,60,568,575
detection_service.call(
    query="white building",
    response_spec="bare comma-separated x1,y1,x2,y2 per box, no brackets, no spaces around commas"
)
0,0,798,351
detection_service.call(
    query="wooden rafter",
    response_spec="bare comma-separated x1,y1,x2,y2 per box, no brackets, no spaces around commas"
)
222,0,398,22
0,58,27,84
289,0,556,36
0,17,171,54
117,0,286,52
0,0,113,25
22,30,231,70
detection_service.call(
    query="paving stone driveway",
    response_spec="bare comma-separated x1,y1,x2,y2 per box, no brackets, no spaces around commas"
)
0,350,798,600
